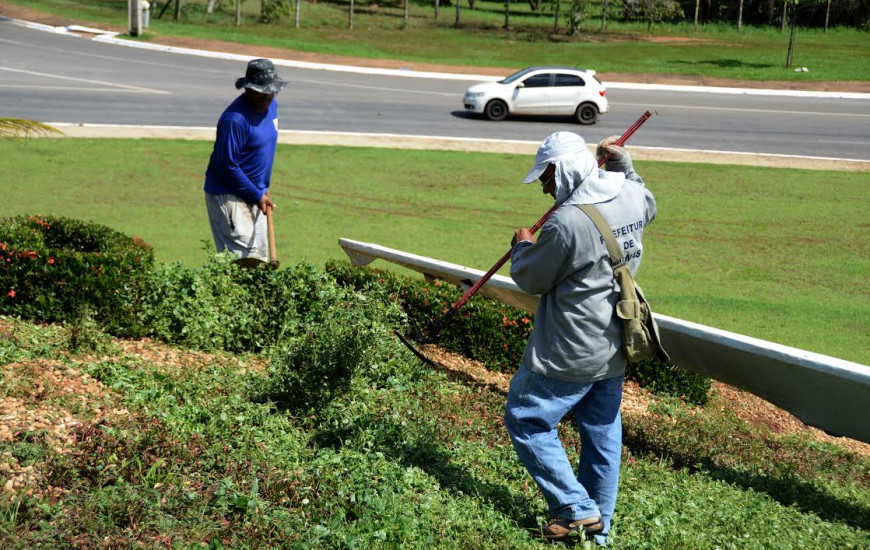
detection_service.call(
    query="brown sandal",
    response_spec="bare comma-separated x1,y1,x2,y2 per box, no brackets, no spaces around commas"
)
539,516,605,541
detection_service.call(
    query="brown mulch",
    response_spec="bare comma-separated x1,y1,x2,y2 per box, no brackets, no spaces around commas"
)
2,2,868,94
420,344,870,458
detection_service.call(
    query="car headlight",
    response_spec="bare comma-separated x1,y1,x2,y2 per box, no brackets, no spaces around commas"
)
465,92,485,99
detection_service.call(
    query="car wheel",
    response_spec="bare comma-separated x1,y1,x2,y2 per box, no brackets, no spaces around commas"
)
575,103,599,125
484,99,509,121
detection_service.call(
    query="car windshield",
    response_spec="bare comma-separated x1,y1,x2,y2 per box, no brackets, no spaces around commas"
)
500,68,539,84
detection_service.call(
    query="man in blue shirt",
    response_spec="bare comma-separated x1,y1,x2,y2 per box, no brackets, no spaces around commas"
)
204,58,287,262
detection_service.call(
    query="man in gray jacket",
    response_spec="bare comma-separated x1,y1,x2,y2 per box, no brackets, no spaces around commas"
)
505,131,656,546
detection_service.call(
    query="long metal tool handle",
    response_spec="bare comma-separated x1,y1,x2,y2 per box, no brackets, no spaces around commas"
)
441,110,653,321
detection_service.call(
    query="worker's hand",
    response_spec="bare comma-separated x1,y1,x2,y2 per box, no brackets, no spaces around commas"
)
511,228,535,248
596,136,626,162
596,135,633,174
257,193,275,215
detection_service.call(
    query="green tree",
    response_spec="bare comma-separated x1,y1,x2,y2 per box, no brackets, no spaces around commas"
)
569,0,587,35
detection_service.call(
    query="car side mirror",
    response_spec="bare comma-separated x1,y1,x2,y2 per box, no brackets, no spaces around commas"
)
515,82,525,89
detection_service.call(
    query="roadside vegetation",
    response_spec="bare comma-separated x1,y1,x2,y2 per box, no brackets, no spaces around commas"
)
4,0,869,81
1,138,867,364
0,233,867,547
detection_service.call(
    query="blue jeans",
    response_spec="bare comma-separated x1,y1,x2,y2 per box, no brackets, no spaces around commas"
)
504,365,623,544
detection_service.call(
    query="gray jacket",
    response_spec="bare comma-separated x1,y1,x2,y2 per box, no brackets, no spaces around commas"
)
510,169,656,383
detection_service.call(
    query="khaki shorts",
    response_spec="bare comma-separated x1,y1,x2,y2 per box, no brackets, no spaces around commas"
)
205,192,268,261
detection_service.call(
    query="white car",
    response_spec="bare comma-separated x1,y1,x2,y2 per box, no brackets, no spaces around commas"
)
463,66,608,124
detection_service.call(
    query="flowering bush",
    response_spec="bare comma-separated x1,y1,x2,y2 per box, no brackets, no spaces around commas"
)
0,215,154,334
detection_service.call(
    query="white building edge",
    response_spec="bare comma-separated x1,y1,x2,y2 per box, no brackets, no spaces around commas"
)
339,238,870,445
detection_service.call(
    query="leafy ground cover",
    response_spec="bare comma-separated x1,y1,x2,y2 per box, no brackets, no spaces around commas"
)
1,139,867,364
0,315,868,548
2,0,868,82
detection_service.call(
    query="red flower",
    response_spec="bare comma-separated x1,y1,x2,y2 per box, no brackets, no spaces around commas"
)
48,257,55,264
6,290,14,298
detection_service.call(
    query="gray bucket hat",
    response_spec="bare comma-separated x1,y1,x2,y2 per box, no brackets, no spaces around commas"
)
235,58,288,95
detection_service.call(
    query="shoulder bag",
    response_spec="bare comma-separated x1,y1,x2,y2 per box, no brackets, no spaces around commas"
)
576,204,670,364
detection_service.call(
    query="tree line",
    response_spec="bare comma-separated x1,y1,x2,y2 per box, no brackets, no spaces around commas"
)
182,0,870,30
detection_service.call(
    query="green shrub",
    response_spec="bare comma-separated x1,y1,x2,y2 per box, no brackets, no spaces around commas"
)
326,260,532,371
139,255,326,353
0,215,154,335
140,256,406,358
327,260,710,403
65,305,113,354
627,358,710,405
264,288,402,412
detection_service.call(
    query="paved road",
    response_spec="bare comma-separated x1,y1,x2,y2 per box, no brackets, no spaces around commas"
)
2,18,870,161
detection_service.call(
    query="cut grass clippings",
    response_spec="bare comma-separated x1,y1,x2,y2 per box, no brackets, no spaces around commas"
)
1,138,868,365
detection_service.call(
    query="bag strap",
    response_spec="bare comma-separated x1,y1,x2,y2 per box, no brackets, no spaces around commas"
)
575,204,624,268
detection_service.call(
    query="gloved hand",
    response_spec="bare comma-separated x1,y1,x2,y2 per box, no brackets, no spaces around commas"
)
596,135,633,174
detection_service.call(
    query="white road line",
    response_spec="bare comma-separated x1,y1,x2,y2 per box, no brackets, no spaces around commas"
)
0,84,161,93
613,102,870,118
0,66,169,94
607,82,870,100
0,37,227,75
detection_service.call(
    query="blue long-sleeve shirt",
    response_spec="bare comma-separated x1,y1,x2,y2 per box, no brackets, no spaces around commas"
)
204,94,279,204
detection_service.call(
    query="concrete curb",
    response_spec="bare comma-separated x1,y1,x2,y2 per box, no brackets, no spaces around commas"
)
48,123,870,172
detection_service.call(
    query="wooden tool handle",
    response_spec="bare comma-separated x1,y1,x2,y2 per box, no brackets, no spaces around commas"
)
266,205,279,269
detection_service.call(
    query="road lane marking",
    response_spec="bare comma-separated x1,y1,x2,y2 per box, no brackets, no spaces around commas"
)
0,84,167,93
0,66,169,94
0,37,228,76
612,102,870,118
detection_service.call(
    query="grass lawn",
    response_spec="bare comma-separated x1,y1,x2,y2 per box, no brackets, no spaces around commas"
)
4,0,869,82
1,138,868,364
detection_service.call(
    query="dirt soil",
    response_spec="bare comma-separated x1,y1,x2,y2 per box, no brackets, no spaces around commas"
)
2,2,868,94
417,344,870,457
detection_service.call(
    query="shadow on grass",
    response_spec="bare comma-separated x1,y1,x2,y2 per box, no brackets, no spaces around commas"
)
669,59,775,69
622,428,870,531
314,417,541,527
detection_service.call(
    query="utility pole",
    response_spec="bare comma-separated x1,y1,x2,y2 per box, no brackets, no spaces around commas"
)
786,5,796,67
129,0,143,36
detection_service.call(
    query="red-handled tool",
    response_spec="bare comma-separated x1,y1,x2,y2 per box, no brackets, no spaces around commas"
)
398,111,654,365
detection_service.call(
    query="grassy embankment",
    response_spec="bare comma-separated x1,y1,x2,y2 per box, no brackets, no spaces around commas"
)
1,138,868,364
4,0,869,82
0,312,868,548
